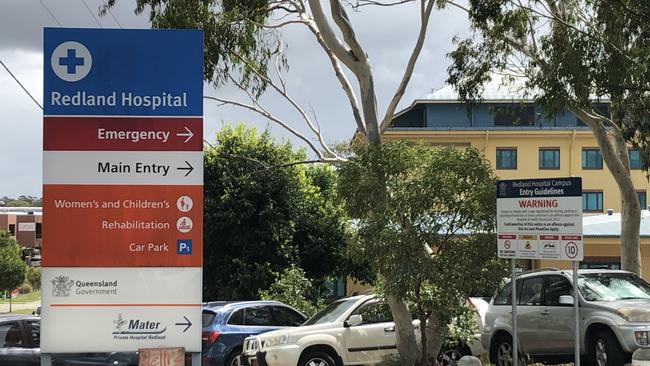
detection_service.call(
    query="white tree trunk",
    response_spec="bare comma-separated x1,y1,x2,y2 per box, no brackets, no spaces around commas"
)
388,295,420,366
575,109,641,275
425,312,447,365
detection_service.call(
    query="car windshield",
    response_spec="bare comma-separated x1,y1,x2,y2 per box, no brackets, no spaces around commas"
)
302,297,360,326
578,273,650,301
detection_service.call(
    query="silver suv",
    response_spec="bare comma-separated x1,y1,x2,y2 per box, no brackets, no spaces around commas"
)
482,269,650,366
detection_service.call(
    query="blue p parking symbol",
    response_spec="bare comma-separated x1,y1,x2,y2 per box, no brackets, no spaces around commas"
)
176,240,192,255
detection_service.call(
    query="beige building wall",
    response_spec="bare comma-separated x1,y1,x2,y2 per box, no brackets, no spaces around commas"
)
384,129,650,212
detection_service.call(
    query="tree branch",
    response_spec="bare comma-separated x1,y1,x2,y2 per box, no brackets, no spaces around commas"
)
380,0,436,135
203,95,346,162
307,0,359,69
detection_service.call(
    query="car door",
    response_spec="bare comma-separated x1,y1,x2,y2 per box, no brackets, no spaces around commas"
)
344,300,396,365
516,276,544,356
536,275,575,355
0,320,39,366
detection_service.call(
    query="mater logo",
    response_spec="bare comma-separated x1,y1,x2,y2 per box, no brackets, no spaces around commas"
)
112,313,167,335
51,276,75,297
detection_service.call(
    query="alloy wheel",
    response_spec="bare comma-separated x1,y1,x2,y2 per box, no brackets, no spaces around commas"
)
497,342,513,366
595,338,608,366
305,358,330,366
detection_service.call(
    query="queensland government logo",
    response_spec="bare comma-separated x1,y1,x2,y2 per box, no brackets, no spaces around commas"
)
113,313,167,340
498,182,508,197
51,276,75,297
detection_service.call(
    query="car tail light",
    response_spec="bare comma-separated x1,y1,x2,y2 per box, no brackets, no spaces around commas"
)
202,331,220,344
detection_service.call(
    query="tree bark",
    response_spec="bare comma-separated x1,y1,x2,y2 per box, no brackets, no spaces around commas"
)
425,311,447,366
388,295,419,366
574,108,641,275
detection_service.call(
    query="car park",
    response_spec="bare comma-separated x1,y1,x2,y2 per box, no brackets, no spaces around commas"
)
482,268,650,366
202,300,307,366
242,295,425,366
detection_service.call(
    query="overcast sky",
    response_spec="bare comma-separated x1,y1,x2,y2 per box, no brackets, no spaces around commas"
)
0,0,470,198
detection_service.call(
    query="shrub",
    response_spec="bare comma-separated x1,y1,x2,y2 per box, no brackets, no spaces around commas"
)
20,283,33,294
26,267,41,290
259,266,324,317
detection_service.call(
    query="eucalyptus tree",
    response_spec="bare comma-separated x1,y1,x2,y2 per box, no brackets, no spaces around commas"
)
446,0,650,275
104,0,493,364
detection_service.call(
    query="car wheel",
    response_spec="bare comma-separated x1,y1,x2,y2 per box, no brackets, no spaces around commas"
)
590,330,625,366
494,335,526,366
299,351,337,366
225,350,243,366
438,344,469,366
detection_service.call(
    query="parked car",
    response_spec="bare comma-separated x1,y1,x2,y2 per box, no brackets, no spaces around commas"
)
482,269,650,366
0,314,138,366
241,295,421,366
202,300,307,366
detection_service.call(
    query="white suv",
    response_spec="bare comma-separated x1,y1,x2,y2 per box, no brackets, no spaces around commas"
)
241,295,419,366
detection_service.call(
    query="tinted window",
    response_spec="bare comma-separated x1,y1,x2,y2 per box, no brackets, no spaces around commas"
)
352,301,393,324
272,306,306,327
583,192,603,212
519,277,543,306
543,276,572,306
494,282,512,305
244,306,274,326
539,149,560,169
202,310,217,327
637,191,647,210
496,149,517,169
493,105,535,126
582,149,603,169
579,273,650,301
0,322,24,347
227,309,245,326
303,297,360,326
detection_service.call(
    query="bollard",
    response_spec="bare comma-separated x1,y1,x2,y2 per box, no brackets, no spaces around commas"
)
632,348,650,366
458,355,482,366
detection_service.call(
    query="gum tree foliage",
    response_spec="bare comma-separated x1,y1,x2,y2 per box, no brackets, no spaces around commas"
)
0,231,27,294
106,0,499,363
259,266,324,317
203,124,354,300
446,0,650,275
338,142,508,365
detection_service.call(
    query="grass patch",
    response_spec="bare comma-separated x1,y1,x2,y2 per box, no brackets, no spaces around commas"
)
0,291,41,304
8,309,35,315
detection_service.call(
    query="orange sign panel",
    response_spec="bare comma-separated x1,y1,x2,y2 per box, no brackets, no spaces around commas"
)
43,185,202,267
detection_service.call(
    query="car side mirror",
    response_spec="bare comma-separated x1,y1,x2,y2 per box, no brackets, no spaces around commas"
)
344,314,363,327
559,295,574,305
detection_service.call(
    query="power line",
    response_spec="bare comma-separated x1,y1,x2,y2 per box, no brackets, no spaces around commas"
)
81,0,103,28
39,0,63,26
104,1,123,28
0,59,43,110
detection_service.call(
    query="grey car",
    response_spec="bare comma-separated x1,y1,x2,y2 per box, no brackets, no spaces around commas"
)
482,269,650,366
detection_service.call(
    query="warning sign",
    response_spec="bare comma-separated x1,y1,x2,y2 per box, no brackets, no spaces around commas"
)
496,178,583,261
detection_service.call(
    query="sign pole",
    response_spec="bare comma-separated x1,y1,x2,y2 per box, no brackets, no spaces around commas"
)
192,352,201,366
511,259,518,366
41,354,52,366
574,260,580,366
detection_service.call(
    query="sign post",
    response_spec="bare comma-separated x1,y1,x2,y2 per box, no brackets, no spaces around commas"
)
42,28,203,362
497,177,583,366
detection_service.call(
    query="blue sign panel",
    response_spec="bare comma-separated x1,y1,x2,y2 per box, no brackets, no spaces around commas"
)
44,28,203,116
497,177,582,198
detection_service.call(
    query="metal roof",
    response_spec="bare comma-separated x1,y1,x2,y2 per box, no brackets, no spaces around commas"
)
583,210,650,237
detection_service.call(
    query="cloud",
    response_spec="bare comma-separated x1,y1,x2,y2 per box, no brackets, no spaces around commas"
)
0,0,470,197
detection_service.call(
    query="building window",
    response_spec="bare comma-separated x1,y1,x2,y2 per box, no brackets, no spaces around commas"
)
496,148,517,169
580,261,621,270
539,148,560,169
35,223,42,239
638,191,647,210
582,148,603,169
582,191,603,212
8,224,15,236
629,149,643,170
493,105,535,127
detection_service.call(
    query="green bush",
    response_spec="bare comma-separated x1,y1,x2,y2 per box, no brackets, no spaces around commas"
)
20,283,33,294
259,266,324,317
25,267,41,290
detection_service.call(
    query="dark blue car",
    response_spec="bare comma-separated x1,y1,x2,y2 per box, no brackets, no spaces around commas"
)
201,301,307,366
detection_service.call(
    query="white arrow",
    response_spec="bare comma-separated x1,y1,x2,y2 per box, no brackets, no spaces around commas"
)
176,126,194,143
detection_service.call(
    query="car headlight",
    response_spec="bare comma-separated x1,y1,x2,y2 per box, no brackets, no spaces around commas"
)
264,332,289,347
635,331,649,346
